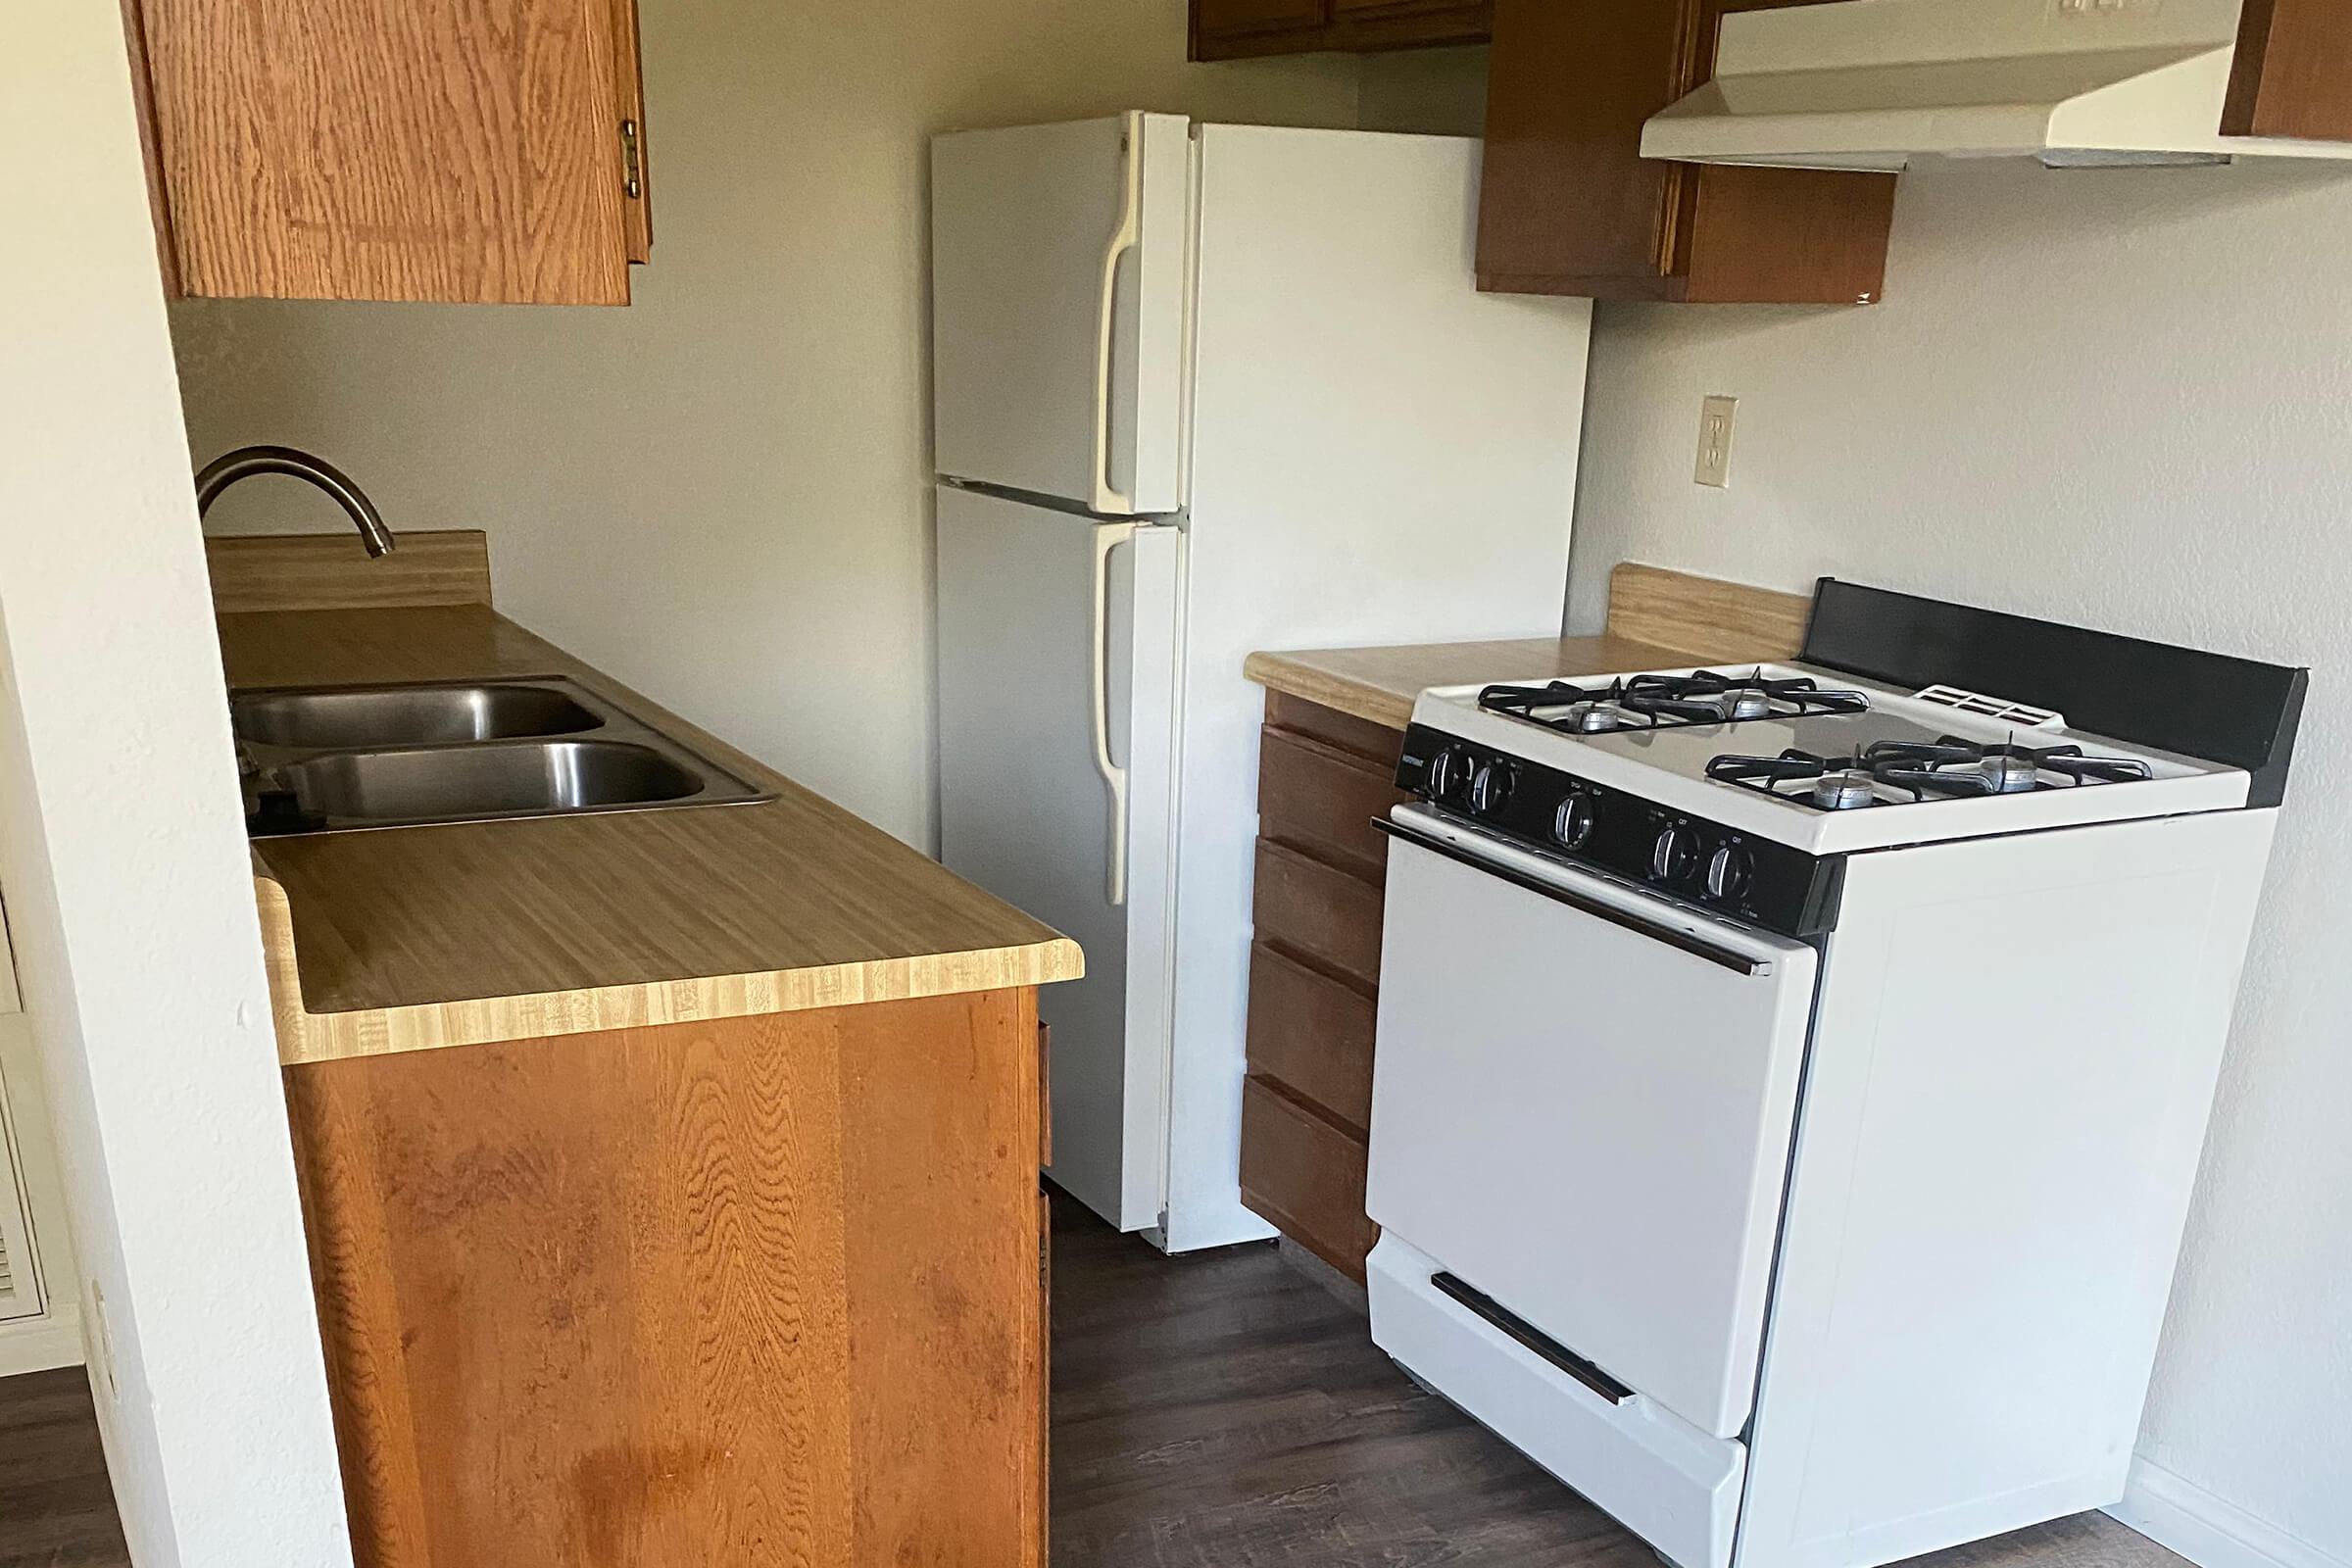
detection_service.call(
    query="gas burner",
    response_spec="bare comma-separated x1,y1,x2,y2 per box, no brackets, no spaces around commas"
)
1707,750,1891,811
1812,768,1883,811
1479,669,1872,738
1707,737,2156,812
1865,739,2155,800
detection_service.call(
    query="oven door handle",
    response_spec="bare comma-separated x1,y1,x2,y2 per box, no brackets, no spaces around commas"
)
1373,816,1771,978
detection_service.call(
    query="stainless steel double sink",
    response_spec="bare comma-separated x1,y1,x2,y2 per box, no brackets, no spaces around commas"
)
235,676,774,836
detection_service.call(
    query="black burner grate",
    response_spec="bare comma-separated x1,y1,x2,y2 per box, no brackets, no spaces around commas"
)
1478,668,1871,737
1707,737,2154,811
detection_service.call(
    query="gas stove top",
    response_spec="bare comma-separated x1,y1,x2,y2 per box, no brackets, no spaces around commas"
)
1403,662,2251,864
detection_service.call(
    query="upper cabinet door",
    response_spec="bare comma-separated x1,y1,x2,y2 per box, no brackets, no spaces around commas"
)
130,0,646,305
1479,0,1695,290
1477,0,1895,306
1197,0,1327,38
1190,0,1489,59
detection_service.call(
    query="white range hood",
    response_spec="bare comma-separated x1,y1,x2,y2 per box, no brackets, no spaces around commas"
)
1642,0,2352,172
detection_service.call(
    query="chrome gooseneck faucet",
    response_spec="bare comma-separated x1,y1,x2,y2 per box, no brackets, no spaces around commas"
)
194,445,396,558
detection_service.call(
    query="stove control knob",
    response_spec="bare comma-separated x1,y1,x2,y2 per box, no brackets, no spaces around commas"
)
1705,843,1755,904
1469,760,1517,816
1552,791,1597,851
1426,745,1470,801
1651,823,1702,884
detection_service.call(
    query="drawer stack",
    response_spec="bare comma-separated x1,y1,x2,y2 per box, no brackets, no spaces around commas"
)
1240,691,1406,1280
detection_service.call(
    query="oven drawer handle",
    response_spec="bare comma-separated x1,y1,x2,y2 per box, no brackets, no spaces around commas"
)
1373,816,1770,978
1431,1272,1635,1406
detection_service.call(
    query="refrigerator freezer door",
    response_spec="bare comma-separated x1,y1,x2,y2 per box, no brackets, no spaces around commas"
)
932,113,1190,515
936,485,1183,1231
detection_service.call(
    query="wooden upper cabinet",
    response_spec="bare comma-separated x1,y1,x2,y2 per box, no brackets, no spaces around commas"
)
2226,0,2352,142
127,0,653,304
1197,0,1327,38
1191,0,1492,61
1477,0,1895,305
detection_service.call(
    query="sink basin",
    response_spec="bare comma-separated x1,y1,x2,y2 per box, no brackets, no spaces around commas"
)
234,682,603,750
279,741,706,826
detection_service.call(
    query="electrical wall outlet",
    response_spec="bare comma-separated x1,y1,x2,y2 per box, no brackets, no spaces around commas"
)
1695,396,1738,489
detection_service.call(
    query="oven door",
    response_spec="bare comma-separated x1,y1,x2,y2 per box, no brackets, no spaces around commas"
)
1366,806,1818,1441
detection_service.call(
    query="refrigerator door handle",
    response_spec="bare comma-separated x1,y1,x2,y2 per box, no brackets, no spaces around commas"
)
1091,521,1137,906
1091,115,1143,515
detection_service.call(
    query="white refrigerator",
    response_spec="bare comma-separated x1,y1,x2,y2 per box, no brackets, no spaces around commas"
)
932,114,1592,1253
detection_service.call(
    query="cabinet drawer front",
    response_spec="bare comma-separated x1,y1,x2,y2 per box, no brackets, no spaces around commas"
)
1258,728,1409,883
1247,943,1377,1135
1265,692,1404,768
1253,840,1385,989
1241,1075,1378,1281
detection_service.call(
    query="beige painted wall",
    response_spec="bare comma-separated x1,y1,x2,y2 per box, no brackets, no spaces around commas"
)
172,0,1358,848
1358,44,1489,136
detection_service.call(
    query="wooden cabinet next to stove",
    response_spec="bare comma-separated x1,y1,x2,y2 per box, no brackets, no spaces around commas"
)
1241,691,1408,1281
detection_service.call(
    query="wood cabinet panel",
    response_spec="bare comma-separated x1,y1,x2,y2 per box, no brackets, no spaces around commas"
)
1196,0,1325,38
609,0,653,263
1265,690,1405,768
1681,164,1896,307
1479,0,1692,289
1192,0,1489,59
1258,727,1409,884
2227,0,2352,142
1241,1075,1378,1280
284,990,1045,1567
1247,943,1378,1136
1253,839,1386,990
1477,0,1895,305
135,0,637,303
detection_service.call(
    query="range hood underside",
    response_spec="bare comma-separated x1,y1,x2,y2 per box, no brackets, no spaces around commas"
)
1644,36,2352,172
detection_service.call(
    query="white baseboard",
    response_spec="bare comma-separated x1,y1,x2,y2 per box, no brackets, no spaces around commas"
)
0,1305,84,1378
2109,1457,2348,1568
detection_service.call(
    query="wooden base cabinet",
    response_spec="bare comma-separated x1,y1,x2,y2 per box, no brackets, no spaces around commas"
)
1239,693,1405,1282
283,989,1046,1567
122,0,653,303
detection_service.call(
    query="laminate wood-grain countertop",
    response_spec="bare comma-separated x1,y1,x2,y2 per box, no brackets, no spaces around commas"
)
223,606,1082,1065
1243,635,1698,732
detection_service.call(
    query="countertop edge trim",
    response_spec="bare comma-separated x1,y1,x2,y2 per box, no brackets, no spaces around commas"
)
256,867,1083,1067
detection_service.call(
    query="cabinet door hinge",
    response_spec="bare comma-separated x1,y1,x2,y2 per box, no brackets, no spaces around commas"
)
620,120,643,200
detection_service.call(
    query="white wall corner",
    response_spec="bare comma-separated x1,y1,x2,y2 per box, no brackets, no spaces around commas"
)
2111,1458,2351,1568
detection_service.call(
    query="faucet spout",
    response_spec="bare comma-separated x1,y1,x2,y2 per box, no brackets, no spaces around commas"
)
194,445,396,558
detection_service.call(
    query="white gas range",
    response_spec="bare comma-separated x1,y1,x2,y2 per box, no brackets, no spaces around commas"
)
1362,582,2306,1568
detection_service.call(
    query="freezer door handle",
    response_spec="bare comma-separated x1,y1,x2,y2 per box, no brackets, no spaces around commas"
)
1092,522,1138,906
1091,114,1142,515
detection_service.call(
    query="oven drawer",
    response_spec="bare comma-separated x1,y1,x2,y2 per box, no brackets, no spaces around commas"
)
1367,808,1818,1439
1241,1075,1378,1280
1247,941,1377,1135
1369,1234,1745,1568
1252,839,1384,988
1258,726,1409,883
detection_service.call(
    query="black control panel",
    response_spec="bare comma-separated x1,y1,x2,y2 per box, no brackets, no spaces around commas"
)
1396,724,1844,939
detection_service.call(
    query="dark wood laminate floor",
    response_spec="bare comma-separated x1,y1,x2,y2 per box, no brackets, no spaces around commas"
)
1050,1197,2190,1568
0,1367,128,1568
0,1201,2195,1568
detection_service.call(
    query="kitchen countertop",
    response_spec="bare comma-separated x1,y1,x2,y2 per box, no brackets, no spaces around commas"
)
225,605,1083,1065
1243,634,1700,731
